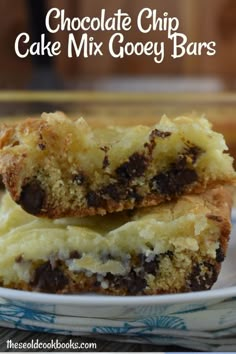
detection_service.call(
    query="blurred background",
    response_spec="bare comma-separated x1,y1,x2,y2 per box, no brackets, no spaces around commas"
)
0,0,236,92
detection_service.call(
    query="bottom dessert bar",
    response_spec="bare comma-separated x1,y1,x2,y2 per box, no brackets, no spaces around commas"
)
0,186,232,295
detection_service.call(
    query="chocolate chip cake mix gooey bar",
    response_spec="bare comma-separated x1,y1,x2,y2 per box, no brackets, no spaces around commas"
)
0,113,235,295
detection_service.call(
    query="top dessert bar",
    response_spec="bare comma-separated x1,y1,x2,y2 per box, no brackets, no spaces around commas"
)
0,112,235,218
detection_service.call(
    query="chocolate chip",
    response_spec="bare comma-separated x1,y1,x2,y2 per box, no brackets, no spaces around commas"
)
73,173,85,185
144,257,159,275
216,247,225,262
109,269,147,295
69,251,82,259
150,164,198,196
124,269,147,295
138,254,160,275
188,265,204,291
188,262,217,291
139,252,173,276
20,180,45,215
150,155,198,196
165,250,174,259
143,261,157,275
101,183,122,202
31,261,68,293
86,191,104,208
144,129,171,155
116,153,148,181
179,169,198,185
150,129,172,139
203,262,218,286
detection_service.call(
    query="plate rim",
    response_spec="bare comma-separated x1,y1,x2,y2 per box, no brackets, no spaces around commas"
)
0,285,236,307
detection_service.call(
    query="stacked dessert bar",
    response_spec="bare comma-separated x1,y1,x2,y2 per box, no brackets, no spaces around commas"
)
0,112,234,295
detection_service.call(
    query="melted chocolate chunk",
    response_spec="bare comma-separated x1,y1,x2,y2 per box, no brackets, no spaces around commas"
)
151,168,198,196
116,153,148,181
101,183,122,202
124,269,147,294
106,269,147,295
117,269,147,295
143,255,160,276
20,180,45,215
165,250,174,259
144,129,171,155
31,261,68,293
188,264,203,291
188,262,217,291
216,247,225,262
203,262,218,286
86,191,104,208
149,145,202,194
